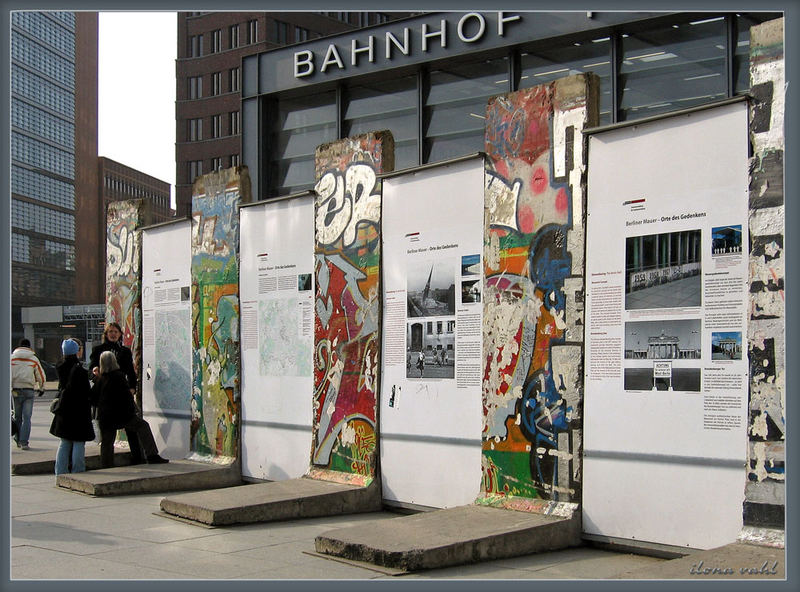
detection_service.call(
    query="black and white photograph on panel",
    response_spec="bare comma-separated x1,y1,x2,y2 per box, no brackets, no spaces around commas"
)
625,229,702,310
711,224,743,255
406,319,455,380
624,365,701,392
711,331,743,360
624,318,701,360
461,279,481,304
407,258,456,317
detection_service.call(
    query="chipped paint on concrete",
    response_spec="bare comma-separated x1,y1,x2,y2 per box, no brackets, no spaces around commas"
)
312,131,394,478
190,166,250,462
745,18,785,520
480,74,596,504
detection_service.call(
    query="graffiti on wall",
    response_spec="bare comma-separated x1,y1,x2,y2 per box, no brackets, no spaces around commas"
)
312,132,393,478
106,199,150,394
190,168,249,461
481,76,594,504
746,19,785,514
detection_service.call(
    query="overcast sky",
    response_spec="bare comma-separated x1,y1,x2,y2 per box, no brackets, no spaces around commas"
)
98,12,177,204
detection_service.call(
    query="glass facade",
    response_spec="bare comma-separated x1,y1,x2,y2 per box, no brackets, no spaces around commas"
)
257,12,775,198
10,11,77,305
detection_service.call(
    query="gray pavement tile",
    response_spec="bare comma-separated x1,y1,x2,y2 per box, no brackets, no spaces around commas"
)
11,550,192,580
229,539,317,565
90,541,271,579
237,555,385,580
12,518,151,556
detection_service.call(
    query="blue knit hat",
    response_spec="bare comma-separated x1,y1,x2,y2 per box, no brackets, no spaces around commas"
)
62,339,80,356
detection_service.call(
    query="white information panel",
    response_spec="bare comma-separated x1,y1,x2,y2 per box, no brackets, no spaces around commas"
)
381,157,484,508
583,101,750,549
239,196,314,481
141,220,193,460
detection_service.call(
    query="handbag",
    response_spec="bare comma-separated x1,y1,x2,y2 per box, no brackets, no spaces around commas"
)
49,396,62,414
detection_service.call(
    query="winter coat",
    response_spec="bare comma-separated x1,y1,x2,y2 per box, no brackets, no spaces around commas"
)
90,369,137,431
11,346,45,389
49,357,95,442
89,339,137,389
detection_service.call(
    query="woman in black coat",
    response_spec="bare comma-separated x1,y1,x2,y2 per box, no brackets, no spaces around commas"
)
90,350,169,468
50,338,94,475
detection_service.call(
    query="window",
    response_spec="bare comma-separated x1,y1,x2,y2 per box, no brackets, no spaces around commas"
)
212,71,222,95
275,20,288,44
229,110,240,135
247,19,258,44
619,17,727,121
211,156,222,171
229,67,240,92
295,26,310,42
424,56,509,163
188,160,203,181
437,321,443,334
211,114,222,138
188,118,202,141
211,29,222,53
230,154,240,167
447,321,455,333
269,91,337,195
188,34,203,57
188,75,202,99
427,322,433,335
229,24,239,49
345,75,419,170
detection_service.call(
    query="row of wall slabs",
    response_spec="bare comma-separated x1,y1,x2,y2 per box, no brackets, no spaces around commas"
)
136,73,757,549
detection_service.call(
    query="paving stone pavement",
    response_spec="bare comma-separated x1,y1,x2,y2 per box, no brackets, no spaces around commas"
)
8,389,786,582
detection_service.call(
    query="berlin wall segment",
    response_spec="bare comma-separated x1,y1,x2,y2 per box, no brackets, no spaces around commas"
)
106,199,152,407
746,17,785,527
312,131,395,482
481,74,598,506
190,167,252,462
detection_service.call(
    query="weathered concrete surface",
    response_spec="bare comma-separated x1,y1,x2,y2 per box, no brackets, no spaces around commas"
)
617,542,785,579
11,445,134,475
160,476,382,526
315,505,582,572
55,459,243,496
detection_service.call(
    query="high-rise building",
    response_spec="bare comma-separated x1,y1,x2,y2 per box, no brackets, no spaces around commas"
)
10,11,99,340
175,11,416,216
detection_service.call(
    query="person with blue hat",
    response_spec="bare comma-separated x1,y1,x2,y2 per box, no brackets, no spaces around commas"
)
49,338,94,475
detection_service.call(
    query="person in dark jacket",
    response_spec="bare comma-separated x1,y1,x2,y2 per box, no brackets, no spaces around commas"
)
89,322,137,389
88,321,142,461
49,339,94,475
90,350,169,468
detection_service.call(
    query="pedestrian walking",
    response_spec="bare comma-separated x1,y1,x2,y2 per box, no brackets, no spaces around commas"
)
416,350,425,378
90,350,169,467
11,338,46,450
49,339,94,475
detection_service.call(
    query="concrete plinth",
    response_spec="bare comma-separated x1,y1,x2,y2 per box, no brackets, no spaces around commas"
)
159,476,382,526
315,504,582,572
12,445,134,475
56,459,242,496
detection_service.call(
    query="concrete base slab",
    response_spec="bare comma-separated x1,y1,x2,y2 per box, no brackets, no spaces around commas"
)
12,445,134,475
159,476,382,526
56,459,242,496
315,504,582,572
617,542,785,579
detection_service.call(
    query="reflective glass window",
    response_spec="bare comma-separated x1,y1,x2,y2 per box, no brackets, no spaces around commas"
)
521,35,613,125
345,75,419,170
620,17,727,121
424,57,509,163
269,92,337,195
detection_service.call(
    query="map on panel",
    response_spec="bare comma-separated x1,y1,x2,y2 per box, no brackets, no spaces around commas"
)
152,309,192,411
259,298,312,377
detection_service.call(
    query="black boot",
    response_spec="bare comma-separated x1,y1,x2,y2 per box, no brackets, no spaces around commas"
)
147,454,169,464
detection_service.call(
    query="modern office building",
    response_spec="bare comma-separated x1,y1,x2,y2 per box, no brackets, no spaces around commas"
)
240,11,779,200
175,11,417,216
10,11,98,341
